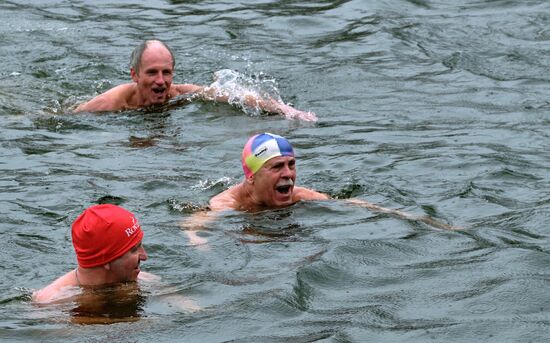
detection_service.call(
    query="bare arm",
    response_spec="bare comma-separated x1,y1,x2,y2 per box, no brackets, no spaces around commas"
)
192,85,318,122
32,270,79,303
181,210,219,248
346,198,463,230
73,94,114,113
137,272,202,313
294,186,331,201
73,84,135,113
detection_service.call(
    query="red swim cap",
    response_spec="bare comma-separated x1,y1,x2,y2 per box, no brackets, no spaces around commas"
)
71,204,143,268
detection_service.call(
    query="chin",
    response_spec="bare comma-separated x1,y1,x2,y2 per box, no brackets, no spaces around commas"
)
150,98,166,105
274,190,294,206
130,269,140,281
272,198,293,208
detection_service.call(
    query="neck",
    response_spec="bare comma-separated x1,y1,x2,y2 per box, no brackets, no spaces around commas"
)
128,84,146,108
76,266,118,287
238,182,268,212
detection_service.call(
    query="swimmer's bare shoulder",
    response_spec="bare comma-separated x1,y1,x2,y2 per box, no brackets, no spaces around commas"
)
293,186,330,202
33,270,160,304
74,83,135,113
209,185,241,211
32,270,77,303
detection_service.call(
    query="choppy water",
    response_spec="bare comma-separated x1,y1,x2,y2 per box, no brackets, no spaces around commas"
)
1,1,549,342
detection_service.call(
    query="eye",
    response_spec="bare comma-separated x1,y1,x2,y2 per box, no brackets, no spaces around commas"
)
271,162,283,170
131,243,141,253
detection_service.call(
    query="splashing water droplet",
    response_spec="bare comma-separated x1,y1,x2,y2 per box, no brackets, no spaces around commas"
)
209,69,283,116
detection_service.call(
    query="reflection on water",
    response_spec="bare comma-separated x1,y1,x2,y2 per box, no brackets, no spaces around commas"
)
1,0,550,342
13,283,145,326
68,283,146,325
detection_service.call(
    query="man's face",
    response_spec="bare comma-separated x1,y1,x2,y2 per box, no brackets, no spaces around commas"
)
252,156,297,208
109,241,147,283
131,43,174,106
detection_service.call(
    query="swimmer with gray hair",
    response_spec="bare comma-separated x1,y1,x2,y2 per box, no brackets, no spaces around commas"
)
74,40,317,121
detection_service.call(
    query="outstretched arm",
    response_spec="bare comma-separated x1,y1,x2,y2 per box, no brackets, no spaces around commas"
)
191,85,318,122
181,210,220,248
346,198,463,230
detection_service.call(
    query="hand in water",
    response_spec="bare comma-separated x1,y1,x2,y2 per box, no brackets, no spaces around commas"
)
277,103,318,122
138,271,162,282
346,198,464,231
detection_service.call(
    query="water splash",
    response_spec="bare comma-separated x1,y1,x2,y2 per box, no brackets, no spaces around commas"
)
167,199,207,214
208,69,284,116
192,177,233,191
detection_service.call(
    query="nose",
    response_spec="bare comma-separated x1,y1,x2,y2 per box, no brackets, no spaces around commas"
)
154,71,164,85
139,246,148,261
281,163,294,178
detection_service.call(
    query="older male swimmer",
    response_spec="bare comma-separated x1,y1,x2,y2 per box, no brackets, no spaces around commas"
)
209,132,329,211
184,133,460,245
74,40,317,121
33,204,149,303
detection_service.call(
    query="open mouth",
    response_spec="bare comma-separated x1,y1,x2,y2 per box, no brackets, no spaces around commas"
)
276,185,292,194
152,87,165,95
275,179,294,195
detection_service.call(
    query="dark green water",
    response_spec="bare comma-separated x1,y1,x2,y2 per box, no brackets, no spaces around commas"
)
1,1,549,342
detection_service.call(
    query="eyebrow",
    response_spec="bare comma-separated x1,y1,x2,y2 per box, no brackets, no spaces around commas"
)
270,158,295,168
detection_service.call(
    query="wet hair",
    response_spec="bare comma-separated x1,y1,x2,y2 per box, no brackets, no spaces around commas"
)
130,40,175,74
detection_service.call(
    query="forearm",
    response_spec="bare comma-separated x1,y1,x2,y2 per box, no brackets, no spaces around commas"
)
346,198,462,230
196,86,317,121
180,210,219,248
197,86,266,108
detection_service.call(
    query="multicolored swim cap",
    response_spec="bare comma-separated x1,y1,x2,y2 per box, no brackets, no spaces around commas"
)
72,204,143,268
242,132,294,178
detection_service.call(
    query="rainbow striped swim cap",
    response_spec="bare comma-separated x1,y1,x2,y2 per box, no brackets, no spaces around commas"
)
242,133,294,178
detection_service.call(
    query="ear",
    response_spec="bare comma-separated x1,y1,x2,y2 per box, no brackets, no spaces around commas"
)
103,263,111,271
245,175,255,185
130,68,138,83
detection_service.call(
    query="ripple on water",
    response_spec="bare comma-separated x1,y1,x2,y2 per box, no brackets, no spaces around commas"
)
1,0,550,341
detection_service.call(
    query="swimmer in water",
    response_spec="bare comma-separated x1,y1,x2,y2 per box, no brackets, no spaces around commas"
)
210,132,330,212
73,40,317,121
32,204,149,303
184,133,462,244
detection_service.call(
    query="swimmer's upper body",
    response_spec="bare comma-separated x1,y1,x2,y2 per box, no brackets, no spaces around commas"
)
74,40,317,121
32,204,148,303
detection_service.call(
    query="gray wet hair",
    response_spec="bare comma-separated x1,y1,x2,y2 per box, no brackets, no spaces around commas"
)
130,40,175,74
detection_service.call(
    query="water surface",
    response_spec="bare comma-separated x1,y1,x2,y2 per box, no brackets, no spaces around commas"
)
1,1,549,342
